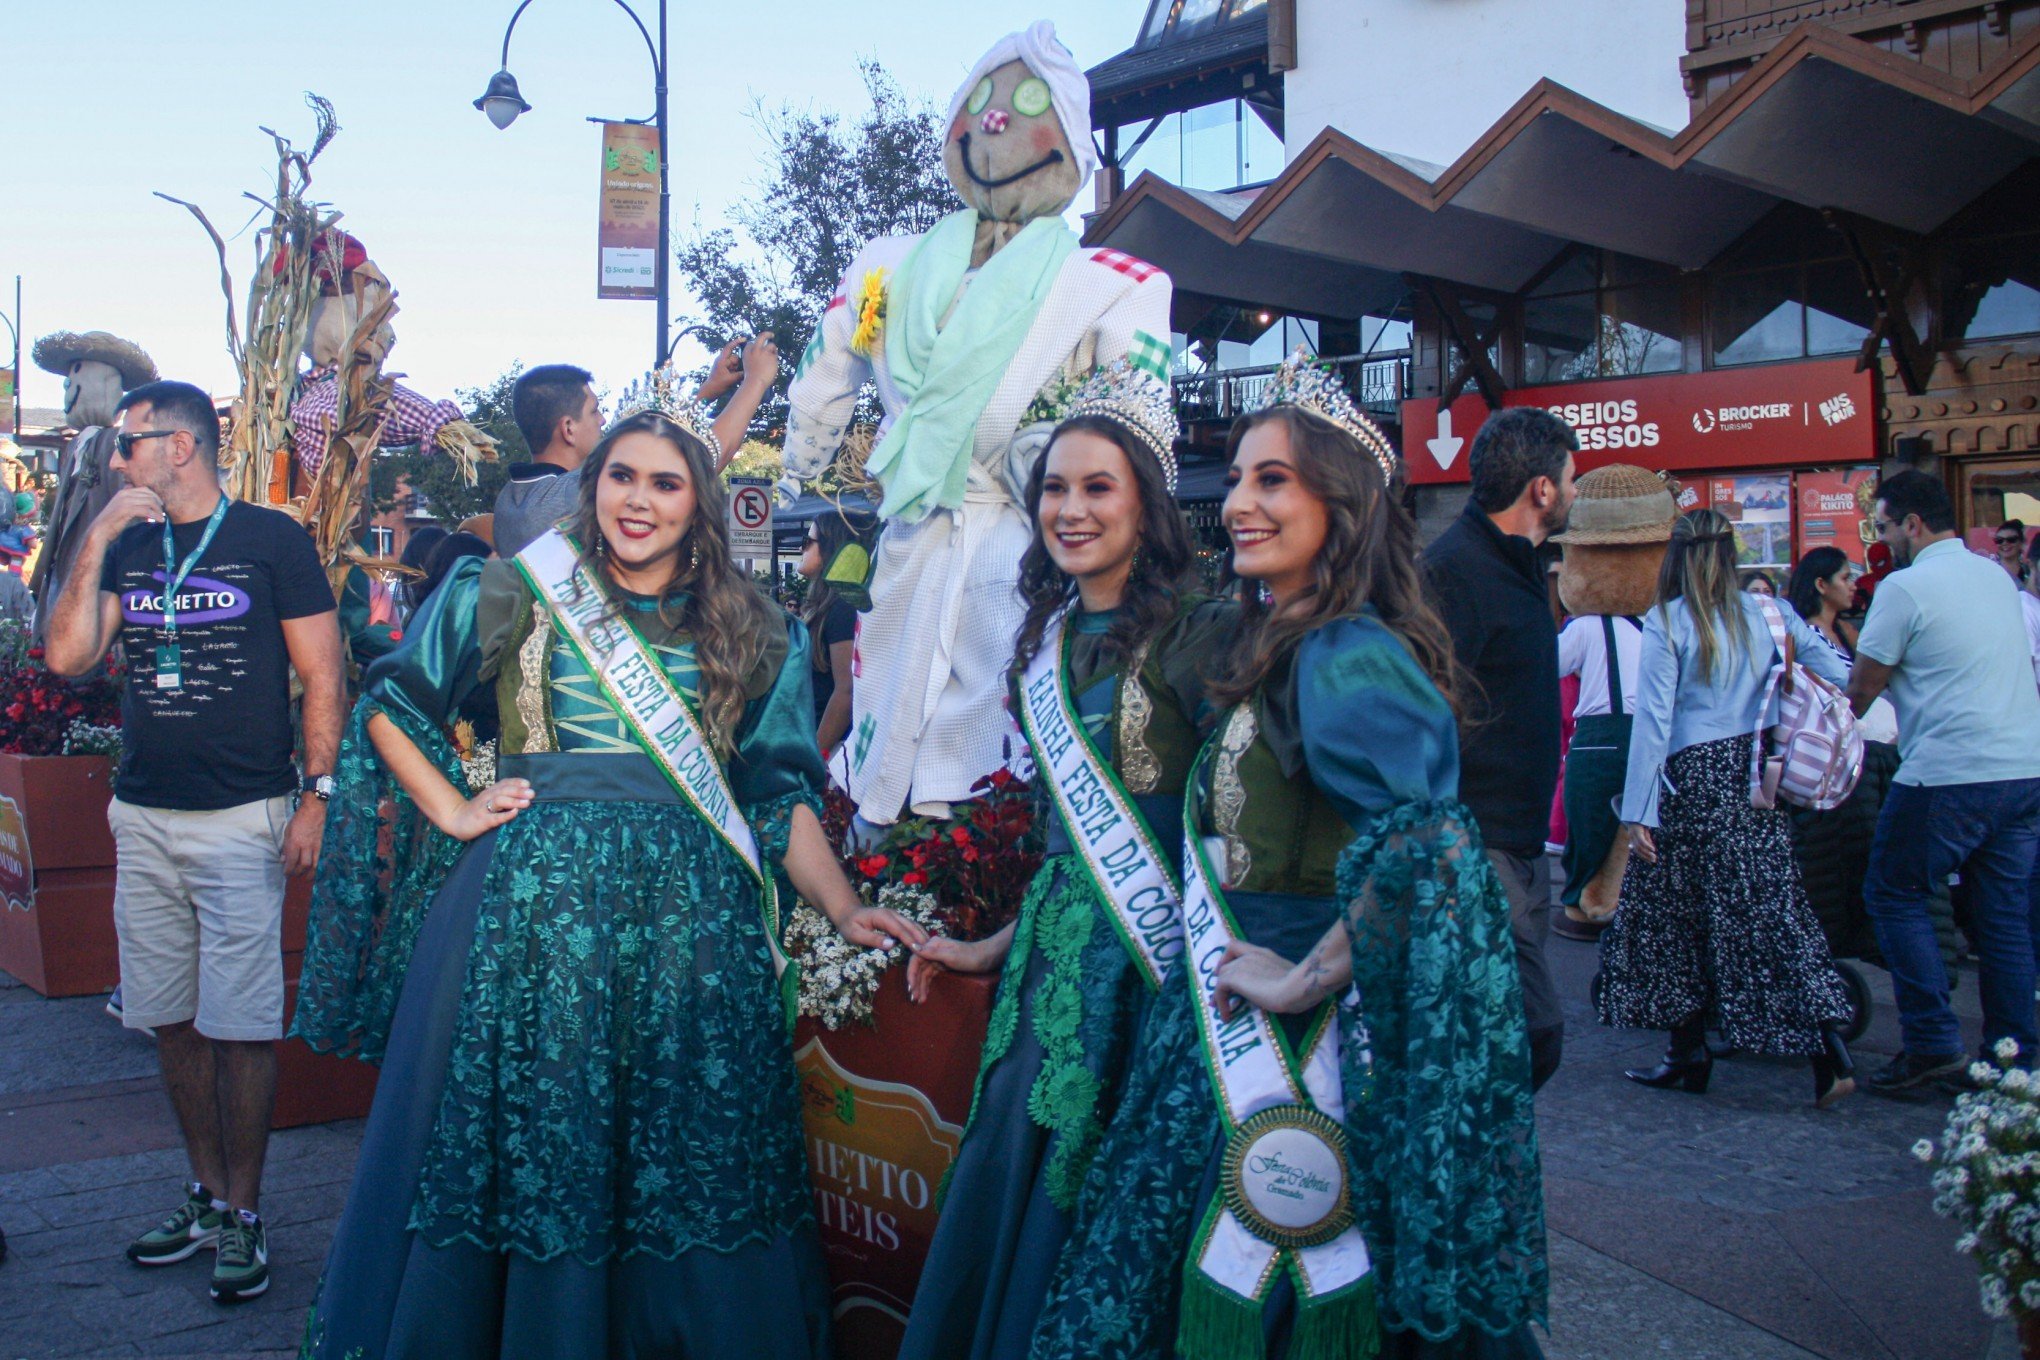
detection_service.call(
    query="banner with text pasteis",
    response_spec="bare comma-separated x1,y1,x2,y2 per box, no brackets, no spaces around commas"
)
1399,357,1878,485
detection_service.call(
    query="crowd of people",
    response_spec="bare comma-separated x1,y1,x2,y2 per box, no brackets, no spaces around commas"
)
41,337,2040,1357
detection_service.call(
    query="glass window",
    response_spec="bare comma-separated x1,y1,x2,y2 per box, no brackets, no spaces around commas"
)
1946,235,2040,343
1522,291,1598,384
1712,268,1804,366
1180,101,1240,192
1804,259,1872,356
1600,282,1683,376
1242,103,1282,184
1120,113,1182,186
1360,316,1411,353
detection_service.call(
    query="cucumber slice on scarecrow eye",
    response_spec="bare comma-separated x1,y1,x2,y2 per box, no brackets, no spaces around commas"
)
1013,78,1052,118
967,77,994,116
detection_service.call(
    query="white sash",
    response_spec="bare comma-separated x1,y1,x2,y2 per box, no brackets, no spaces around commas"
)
1182,707,1371,1312
1015,613,1184,990
514,530,785,979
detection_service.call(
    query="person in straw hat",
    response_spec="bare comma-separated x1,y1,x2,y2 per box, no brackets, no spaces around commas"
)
1549,465,1677,940
29,329,159,639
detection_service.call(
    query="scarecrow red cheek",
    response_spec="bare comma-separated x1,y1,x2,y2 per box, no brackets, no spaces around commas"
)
1029,124,1057,155
949,115,971,142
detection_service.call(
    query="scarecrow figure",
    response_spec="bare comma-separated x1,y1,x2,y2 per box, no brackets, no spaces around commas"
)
783,19,1173,825
28,329,159,639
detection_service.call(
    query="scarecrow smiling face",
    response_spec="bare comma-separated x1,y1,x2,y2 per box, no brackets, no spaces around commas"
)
943,57,1083,225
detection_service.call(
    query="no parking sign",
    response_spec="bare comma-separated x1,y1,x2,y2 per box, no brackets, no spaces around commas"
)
727,476,775,561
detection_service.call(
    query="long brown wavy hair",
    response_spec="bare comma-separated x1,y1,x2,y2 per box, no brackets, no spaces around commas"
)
564,411,777,751
1209,406,1462,714
1656,508,1752,682
1011,414,1201,674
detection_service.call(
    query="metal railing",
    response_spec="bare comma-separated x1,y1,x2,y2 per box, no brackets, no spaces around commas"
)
1171,351,1411,425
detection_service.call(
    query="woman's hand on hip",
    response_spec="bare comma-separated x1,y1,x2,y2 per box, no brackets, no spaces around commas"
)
445,778,534,842
1214,940,1312,1019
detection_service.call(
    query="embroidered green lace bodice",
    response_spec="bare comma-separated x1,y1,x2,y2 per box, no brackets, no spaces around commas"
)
969,598,1233,1211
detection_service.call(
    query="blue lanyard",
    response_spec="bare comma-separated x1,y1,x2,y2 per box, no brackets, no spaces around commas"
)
160,498,229,643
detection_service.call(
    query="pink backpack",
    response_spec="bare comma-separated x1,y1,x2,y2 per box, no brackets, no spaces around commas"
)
1751,596,1863,811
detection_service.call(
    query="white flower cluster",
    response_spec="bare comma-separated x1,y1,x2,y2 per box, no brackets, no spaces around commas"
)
62,720,123,758
1915,1038,2040,1318
787,882,945,1031
461,737,498,793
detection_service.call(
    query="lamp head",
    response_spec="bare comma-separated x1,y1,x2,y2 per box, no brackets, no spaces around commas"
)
475,70,531,130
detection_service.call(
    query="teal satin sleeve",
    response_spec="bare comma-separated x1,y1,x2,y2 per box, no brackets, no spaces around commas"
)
1298,614,1460,830
292,557,489,1064
360,555,489,736
1338,801,1547,1342
728,615,826,864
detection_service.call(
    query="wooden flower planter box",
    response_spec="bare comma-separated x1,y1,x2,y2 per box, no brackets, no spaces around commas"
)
0,753,119,998
274,873,379,1129
795,966,998,1360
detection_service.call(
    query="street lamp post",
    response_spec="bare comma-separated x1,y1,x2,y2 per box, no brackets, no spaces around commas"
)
476,0,670,371
0,277,20,444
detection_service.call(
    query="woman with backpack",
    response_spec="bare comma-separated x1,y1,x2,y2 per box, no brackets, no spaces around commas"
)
1601,508,1860,1109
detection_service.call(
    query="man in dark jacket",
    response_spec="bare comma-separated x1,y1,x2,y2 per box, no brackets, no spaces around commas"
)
1422,407,1578,1090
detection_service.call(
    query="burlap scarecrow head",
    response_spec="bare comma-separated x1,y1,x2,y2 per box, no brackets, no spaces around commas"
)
942,21,1093,226
32,330,158,429
283,231,397,369
1552,463,1678,618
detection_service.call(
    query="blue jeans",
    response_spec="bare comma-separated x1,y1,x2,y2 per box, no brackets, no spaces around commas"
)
1865,777,2040,1059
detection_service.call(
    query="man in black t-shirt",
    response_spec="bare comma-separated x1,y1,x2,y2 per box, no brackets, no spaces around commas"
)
46,380,344,1306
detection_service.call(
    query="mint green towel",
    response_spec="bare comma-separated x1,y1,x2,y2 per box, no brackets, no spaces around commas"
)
870,209,1076,522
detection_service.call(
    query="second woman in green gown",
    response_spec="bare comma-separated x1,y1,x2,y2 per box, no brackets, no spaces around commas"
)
898,368,1233,1360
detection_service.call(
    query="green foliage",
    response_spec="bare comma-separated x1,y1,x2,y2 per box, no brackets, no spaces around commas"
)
675,60,957,433
370,365,522,529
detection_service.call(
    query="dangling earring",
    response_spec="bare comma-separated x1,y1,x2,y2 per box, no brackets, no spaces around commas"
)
689,536,702,570
594,535,607,559
1130,545,1144,579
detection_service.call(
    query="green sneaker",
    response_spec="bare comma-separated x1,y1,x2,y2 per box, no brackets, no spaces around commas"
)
210,1209,270,1303
125,1182,223,1266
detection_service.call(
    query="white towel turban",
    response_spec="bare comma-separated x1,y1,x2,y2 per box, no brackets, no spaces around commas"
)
947,20,1097,187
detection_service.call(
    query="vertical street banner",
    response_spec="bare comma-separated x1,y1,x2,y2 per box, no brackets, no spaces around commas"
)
0,367,14,435
597,121,660,300
1795,467,1881,568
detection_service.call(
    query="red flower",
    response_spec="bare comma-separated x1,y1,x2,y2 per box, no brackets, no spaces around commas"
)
962,846,980,863
948,825,972,845
855,854,889,879
902,871,927,887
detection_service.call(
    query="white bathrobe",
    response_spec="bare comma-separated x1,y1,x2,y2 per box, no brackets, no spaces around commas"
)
783,240,1171,822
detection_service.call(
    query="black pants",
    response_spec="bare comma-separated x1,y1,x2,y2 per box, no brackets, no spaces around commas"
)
1489,847,1564,1090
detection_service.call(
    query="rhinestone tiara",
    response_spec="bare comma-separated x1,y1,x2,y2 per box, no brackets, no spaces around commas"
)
616,364,723,466
1256,347,1397,485
1062,360,1181,492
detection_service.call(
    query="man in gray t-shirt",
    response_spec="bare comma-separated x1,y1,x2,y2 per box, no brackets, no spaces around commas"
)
493,365,601,558
1849,470,2040,1092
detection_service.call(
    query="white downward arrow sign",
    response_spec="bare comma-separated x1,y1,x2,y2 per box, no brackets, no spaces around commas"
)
1427,409,1465,470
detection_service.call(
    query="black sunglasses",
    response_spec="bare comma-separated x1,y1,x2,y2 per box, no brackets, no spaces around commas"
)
115,429,181,459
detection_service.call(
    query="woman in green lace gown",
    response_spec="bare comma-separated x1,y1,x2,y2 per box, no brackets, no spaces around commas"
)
1025,379,1547,1360
293,410,924,1360
897,369,1233,1360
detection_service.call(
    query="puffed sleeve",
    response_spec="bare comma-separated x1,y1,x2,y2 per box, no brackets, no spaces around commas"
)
1152,596,1237,733
1296,615,1459,832
359,555,491,741
728,615,825,866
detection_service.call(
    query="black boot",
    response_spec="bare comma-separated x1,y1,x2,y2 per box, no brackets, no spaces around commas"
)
1625,1015,1712,1094
1812,1024,1855,1109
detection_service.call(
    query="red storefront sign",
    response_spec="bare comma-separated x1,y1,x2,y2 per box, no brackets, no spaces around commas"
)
1794,467,1882,568
1399,358,1878,485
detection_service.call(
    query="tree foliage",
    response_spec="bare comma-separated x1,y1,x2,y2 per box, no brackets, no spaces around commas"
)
369,365,519,528
675,61,957,431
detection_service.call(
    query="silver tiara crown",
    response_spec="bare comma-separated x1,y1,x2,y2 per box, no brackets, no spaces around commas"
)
1064,360,1181,492
616,364,723,465
1256,347,1397,485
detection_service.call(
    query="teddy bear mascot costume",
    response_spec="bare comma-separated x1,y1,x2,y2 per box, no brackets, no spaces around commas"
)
783,20,1173,827
27,330,159,642
1550,464,1677,937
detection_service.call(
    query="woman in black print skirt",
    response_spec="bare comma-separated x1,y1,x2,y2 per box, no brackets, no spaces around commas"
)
1601,509,1859,1109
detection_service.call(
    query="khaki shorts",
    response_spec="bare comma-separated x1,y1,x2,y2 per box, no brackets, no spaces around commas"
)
108,795,290,1041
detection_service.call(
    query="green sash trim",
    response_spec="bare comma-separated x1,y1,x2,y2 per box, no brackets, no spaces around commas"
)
1015,613,1185,991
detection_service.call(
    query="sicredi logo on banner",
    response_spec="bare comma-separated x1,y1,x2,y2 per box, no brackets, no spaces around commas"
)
1398,357,1875,485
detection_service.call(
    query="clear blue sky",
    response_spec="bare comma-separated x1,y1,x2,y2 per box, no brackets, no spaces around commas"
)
2,1,1144,416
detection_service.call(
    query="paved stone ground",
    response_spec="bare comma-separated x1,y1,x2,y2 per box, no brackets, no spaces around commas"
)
0,877,2013,1360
